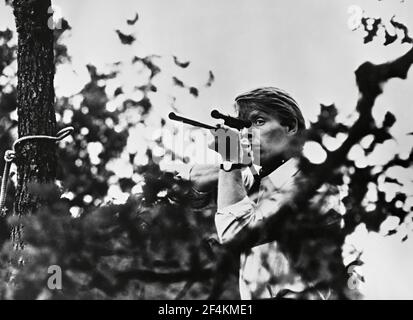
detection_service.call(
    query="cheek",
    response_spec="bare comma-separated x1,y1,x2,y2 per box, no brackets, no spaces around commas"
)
253,128,285,149
249,126,286,153
266,126,286,142
260,129,289,157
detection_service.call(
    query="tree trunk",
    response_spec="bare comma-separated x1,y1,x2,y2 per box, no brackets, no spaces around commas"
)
12,0,57,250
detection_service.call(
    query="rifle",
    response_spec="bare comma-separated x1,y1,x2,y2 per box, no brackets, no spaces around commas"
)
168,109,251,130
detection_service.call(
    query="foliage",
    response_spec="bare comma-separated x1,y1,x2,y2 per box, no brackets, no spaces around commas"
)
0,1,412,299
0,10,233,299
0,177,226,299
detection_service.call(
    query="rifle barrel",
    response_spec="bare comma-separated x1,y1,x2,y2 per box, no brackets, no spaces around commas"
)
168,112,216,130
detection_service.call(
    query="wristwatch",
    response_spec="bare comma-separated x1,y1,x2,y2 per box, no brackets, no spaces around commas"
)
220,161,247,172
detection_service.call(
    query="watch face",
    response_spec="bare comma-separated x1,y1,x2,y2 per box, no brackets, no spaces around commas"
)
222,161,232,171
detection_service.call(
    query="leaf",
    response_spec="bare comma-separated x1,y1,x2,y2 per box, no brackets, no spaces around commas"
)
137,97,152,112
86,64,117,82
127,13,139,25
172,76,185,87
119,178,136,192
173,56,190,68
205,71,215,87
114,87,123,97
384,177,402,186
384,29,397,46
0,90,17,113
361,17,381,44
0,28,13,42
373,128,392,144
136,84,157,92
345,258,364,269
386,229,397,236
54,18,71,41
382,111,396,128
133,56,161,79
394,192,407,203
115,30,136,45
189,87,199,97
390,17,413,44
123,99,139,108
310,103,348,137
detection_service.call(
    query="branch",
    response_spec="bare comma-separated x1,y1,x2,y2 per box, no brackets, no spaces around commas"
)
210,45,413,299
88,266,214,296
116,267,213,283
227,45,413,253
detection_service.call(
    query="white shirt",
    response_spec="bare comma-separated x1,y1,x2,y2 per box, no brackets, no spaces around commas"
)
215,159,343,299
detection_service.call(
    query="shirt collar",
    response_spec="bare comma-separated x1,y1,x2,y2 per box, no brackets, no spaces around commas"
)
265,158,300,189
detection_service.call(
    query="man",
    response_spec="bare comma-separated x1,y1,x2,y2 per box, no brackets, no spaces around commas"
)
186,87,342,299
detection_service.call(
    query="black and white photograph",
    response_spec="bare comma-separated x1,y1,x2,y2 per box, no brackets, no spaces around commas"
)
0,0,412,303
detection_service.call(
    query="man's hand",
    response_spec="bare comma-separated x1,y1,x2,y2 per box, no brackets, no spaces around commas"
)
208,125,253,165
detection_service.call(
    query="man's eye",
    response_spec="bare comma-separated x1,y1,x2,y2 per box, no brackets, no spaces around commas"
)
254,118,265,126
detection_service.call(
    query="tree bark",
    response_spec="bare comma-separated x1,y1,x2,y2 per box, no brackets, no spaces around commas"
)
12,0,57,250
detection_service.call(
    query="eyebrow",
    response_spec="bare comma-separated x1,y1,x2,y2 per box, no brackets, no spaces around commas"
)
248,110,269,118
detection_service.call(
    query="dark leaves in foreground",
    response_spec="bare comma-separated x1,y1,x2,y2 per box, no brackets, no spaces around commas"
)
359,14,412,46
172,77,200,98
189,87,199,97
390,16,413,44
361,17,382,44
0,28,15,74
205,71,215,87
172,76,185,87
127,13,139,25
54,18,72,65
132,55,161,79
115,30,136,45
0,172,220,299
173,56,190,68
86,64,118,82
0,28,13,42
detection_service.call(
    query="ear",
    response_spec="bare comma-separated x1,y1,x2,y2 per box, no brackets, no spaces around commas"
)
286,119,298,136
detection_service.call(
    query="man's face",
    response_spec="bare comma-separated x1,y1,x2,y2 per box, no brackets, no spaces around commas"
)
239,108,292,168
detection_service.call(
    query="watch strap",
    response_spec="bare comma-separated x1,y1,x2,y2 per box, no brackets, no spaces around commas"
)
220,162,249,172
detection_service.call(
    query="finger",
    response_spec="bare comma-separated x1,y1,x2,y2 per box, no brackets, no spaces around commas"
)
240,137,250,148
240,127,249,139
240,129,251,148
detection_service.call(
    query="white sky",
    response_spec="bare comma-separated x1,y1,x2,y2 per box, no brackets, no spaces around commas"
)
1,0,413,299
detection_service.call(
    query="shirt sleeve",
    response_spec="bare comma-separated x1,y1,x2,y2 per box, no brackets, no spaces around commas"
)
215,173,346,245
214,174,294,245
215,196,256,244
214,166,261,244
